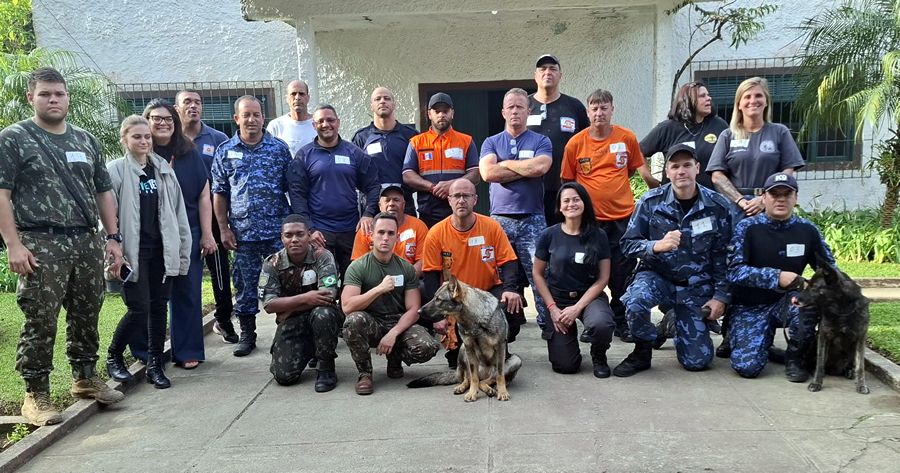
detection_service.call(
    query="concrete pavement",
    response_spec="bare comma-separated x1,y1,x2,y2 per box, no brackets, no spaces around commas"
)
15,309,900,473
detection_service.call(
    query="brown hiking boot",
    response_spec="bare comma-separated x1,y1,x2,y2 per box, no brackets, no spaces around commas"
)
22,392,62,426
355,373,374,395
71,377,125,405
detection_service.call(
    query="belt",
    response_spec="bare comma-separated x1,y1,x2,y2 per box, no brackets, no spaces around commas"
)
21,226,93,236
737,187,765,196
550,288,584,300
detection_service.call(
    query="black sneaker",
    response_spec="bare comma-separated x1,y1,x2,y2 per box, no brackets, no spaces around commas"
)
214,320,239,344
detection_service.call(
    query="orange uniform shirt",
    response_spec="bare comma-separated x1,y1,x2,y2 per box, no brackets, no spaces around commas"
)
561,125,645,221
422,214,517,290
350,215,429,264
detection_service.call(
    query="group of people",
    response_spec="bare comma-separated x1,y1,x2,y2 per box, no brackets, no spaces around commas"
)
0,54,835,426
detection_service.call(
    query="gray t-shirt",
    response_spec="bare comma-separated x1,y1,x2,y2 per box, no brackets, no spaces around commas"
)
706,122,804,188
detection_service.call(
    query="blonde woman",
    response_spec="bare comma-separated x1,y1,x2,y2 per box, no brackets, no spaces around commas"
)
105,115,191,389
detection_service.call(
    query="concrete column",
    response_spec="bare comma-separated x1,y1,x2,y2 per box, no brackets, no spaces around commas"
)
650,3,674,175
295,18,318,106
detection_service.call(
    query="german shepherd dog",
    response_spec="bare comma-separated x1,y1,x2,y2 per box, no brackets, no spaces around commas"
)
407,276,522,402
798,257,870,395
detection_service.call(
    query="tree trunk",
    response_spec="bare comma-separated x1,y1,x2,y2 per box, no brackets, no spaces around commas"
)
880,182,899,229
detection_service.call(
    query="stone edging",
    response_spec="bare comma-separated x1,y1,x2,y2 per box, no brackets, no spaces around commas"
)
857,278,900,288
0,311,217,473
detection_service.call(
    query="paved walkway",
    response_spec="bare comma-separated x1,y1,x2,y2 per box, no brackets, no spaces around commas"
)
17,305,900,473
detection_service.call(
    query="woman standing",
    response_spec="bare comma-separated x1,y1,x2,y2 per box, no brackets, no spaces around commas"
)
106,115,192,388
641,81,729,189
532,182,616,378
135,99,217,370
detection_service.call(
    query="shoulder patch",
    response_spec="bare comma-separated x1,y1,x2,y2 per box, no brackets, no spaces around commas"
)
322,275,337,287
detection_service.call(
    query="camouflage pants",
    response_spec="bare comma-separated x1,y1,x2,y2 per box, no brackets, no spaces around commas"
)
270,306,343,386
622,271,715,371
15,231,105,392
342,311,440,374
729,293,817,378
493,214,548,325
232,239,283,317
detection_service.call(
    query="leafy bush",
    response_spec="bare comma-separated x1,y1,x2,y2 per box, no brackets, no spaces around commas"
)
0,251,17,292
797,208,900,263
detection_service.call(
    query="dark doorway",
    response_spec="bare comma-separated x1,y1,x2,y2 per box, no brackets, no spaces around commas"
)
418,80,536,214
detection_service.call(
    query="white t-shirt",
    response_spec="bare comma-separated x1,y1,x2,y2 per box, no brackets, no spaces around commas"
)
266,114,317,157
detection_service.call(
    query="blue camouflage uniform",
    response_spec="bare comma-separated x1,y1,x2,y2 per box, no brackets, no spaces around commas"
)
621,184,734,371
726,213,835,378
211,131,292,319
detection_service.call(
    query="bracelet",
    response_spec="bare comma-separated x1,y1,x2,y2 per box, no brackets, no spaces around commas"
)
735,197,746,205
547,302,557,310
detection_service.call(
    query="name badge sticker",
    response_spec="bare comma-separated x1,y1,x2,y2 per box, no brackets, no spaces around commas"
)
691,217,713,235
202,144,215,156
65,152,87,163
526,115,543,127
681,141,696,149
518,150,535,159
335,155,351,165
366,142,383,155
786,244,806,257
560,117,576,133
391,275,405,287
609,142,626,153
445,147,464,160
730,139,749,148
398,229,415,242
574,252,586,264
468,236,485,246
227,150,243,160
302,270,317,285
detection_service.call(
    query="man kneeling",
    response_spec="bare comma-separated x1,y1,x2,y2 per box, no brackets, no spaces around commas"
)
258,215,343,391
342,212,440,395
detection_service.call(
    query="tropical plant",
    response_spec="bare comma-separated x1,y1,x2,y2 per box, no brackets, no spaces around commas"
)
0,0,34,55
667,0,778,101
796,0,900,228
0,48,126,159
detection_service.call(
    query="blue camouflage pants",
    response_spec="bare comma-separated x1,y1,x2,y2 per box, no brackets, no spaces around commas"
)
622,271,714,371
729,292,816,378
233,239,283,318
492,214,548,325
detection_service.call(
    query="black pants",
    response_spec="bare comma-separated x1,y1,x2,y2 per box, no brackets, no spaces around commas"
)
111,250,172,359
543,190,562,227
598,217,636,329
544,296,615,374
321,230,355,284
204,224,233,323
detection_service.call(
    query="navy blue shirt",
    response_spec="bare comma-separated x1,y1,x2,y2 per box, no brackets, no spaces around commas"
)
155,143,209,231
193,122,229,173
288,137,380,233
351,122,418,188
480,129,552,215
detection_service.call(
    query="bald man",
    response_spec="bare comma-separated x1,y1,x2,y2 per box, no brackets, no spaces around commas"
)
352,87,418,216
267,80,317,157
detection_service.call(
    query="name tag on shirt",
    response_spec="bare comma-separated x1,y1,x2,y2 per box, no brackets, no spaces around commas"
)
445,147,464,160
202,144,215,156
468,236,485,246
227,150,243,160
691,217,713,235
609,142,626,153
526,115,543,126
335,155,351,165
391,275,405,287
366,142,382,155
731,139,749,148
681,141,696,149
518,150,535,159
786,244,806,257
302,270,317,285
399,229,415,242
574,252,586,264
65,151,87,163
560,117,576,133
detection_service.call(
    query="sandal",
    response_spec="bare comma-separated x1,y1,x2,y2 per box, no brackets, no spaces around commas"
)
181,360,200,370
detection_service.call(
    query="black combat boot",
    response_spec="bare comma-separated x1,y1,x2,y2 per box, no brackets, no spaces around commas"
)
715,315,732,358
613,341,653,377
784,340,810,383
591,343,611,379
314,358,337,392
233,316,257,357
146,355,171,389
106,351,133,383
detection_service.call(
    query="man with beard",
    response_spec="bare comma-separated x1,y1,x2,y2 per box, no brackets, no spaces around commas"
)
267,80,317,157
350,185,428,277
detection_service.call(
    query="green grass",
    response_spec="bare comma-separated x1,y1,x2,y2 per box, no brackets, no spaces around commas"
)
0,278,214,415
802,261,900,279
869,302,900,364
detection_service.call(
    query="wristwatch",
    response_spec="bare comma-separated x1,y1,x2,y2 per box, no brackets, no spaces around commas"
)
105,233,123,243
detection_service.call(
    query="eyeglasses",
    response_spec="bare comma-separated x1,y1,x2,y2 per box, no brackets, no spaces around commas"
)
448,193,476,202
148,115,174,124
509,138,517,158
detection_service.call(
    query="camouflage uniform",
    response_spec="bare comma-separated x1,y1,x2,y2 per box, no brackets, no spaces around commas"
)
620,184,734,371
211,131,292,321
258,246,342,385
727,213,834,378
0,120,110,392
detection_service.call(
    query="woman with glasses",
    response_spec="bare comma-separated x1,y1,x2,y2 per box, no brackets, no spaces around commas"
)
127,99,217,370
531,182,615,378
640,81,729,189
106,115,192,388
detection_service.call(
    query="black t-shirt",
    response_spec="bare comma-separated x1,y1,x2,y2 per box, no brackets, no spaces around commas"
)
639,116,728,188
527,94,589,193
138,164,162,258
535,224,611,294
676,194,698,215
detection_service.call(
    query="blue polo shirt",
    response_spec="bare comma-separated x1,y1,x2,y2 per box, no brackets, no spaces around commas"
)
480,129,551,215
211,131,292,242
351,122,418,188
288,137,380,233
192,122,229,173
155,143,209,231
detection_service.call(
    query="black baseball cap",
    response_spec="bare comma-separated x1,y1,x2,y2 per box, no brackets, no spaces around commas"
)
665,143,698,163
428,93,453,109
535,54,560,67
380,184,404,198
763,172,799,192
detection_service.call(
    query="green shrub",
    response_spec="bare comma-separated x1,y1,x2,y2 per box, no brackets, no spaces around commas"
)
797,208,900,263
0,251,17,292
